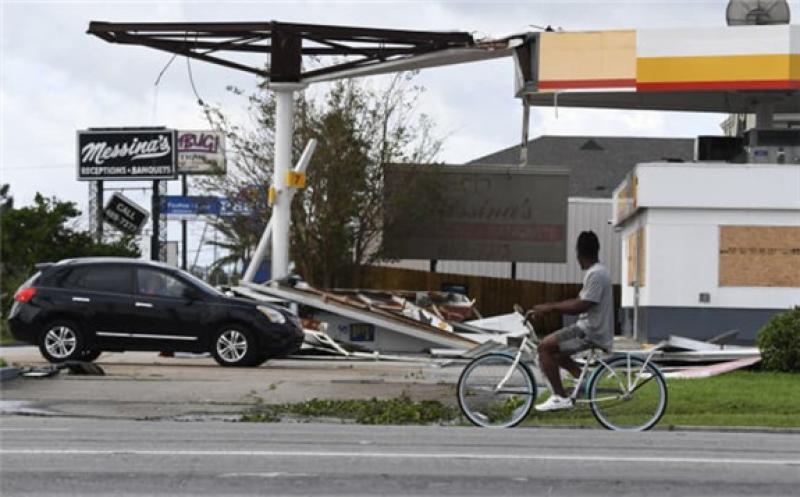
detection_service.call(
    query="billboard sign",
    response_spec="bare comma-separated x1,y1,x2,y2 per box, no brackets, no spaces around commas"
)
218,198,253,217
384,164,569,263
163,196,220,220
102,193,149,235
177,130,226,175
163,196,252,220
77,129,177,181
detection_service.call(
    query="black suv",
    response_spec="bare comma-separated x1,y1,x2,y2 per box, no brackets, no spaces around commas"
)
8,258,303,367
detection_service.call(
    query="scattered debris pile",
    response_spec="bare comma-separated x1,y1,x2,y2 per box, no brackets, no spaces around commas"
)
233,279,524,356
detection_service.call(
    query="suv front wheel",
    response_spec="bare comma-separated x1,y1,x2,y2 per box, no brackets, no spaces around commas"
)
211,327,264,367
39,320,86,363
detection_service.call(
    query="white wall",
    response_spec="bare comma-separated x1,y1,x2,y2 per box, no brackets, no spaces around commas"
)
635,164,800,210
621,208,800,310
381,198,620,284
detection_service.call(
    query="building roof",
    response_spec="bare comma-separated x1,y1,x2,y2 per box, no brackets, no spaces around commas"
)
469,135,695,198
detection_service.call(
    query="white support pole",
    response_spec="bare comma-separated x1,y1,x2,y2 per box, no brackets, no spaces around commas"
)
269,82,307,282
755,100,775,130
520,96,530,167
243,138,317,283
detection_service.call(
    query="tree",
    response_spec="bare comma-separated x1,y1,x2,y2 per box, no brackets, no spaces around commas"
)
0,185,140,315
198,73,444,287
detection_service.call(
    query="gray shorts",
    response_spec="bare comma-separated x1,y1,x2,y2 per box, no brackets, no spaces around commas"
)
553,324,598,355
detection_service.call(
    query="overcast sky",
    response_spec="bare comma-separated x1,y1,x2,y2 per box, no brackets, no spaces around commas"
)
2,0,797,262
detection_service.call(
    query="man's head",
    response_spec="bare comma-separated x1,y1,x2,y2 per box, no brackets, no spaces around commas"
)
576,231,600,269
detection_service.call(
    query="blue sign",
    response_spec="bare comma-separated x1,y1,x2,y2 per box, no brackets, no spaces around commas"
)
163,196,252,219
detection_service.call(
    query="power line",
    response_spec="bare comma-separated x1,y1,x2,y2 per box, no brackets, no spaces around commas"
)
3,163,74,171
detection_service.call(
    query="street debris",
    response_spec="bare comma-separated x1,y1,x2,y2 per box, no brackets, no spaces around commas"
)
235,280,763,382
235,281,492,352
19,361,105,378
653,333,761,364
663,357,762,379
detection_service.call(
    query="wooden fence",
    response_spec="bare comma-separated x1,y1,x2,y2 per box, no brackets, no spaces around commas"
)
342,266,621,334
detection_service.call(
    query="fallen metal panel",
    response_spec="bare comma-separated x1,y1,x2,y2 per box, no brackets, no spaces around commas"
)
665,335,728,352
664,357,761,379
242,282,478,349
465,312,529,335
653,348,760,363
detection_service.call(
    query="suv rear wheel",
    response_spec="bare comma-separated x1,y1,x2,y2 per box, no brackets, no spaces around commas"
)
211,327,263,367
39,320,86,363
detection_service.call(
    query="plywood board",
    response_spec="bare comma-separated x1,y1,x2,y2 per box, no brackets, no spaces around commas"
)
614,173,637,224
719,226,800,287
626,227,646,287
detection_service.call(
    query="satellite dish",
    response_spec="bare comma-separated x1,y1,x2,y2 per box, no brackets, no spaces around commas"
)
726,0,791,26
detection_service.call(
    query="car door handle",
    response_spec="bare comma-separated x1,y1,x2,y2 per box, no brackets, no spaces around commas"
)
72,297,91,303
135,302,154,308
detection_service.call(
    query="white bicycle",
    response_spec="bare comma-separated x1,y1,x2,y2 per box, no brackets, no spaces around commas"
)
457,305,668,431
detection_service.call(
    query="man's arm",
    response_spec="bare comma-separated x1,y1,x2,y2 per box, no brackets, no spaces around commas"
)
534,298,595,316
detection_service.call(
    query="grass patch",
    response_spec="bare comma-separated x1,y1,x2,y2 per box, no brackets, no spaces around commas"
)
0,358,6,367
240,371,799,429
242,395,461,425
524,371,800,429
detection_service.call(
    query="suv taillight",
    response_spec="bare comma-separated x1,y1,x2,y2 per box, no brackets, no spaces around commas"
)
14,287,37,303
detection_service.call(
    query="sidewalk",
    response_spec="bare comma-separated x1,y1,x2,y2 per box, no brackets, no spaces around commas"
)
0,347,459,419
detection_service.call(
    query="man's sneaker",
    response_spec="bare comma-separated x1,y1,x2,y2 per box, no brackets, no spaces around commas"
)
534,395,574,412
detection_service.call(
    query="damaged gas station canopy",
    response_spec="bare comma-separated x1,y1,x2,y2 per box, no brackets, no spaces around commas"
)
515,24,800,113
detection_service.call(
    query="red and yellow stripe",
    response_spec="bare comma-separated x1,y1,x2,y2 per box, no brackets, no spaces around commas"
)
636,54,800,92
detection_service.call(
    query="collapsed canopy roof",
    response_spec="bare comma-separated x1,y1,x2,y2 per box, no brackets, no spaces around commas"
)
518,25,800,113
87,21,512,84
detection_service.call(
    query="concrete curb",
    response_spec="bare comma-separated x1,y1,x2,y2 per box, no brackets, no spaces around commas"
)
521,423,800,434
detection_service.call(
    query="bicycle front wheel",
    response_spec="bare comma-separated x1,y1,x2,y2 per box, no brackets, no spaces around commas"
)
588,355,668,431
457,353,537,428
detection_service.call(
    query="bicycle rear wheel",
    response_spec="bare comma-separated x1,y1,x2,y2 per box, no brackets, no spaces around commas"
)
457,353,536,428
588,355,668,431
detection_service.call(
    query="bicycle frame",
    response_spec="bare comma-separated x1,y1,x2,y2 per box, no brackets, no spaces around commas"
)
495,311,663,403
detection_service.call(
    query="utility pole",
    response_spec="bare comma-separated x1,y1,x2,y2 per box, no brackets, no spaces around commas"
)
151,180,160,261
181,174,188,270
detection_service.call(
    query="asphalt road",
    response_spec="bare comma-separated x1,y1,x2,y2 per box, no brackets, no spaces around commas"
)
1,416,798,496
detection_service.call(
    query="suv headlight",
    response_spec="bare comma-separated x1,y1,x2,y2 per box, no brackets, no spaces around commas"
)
257,305,286,324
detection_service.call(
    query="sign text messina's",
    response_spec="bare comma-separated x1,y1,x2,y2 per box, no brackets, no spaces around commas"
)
77,129,177,181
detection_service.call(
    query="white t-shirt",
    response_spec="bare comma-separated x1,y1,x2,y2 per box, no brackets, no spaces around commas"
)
577,262,614,351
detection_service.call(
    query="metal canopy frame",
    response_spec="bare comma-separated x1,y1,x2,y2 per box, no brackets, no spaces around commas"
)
87,20,506,283
87,21,476,82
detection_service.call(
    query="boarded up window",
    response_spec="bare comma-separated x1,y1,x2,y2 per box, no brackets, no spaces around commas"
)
719,226,800,287
626,227,646,287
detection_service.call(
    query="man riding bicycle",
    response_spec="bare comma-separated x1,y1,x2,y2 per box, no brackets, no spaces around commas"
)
532,231,614,412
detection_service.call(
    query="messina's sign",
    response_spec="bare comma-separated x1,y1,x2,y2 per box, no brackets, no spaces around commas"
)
77,129,177,181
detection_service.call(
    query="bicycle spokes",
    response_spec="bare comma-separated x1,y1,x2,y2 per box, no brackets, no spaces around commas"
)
457,354,536,428
589,356,668,431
